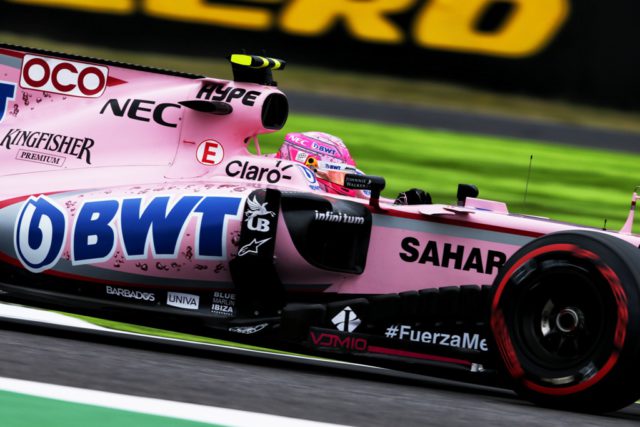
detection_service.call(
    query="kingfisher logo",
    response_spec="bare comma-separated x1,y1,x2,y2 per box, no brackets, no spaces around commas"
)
14,196,67,273
0,82,16,123
14,195,242,272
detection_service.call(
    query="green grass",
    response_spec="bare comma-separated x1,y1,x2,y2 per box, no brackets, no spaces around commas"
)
261,114,640,232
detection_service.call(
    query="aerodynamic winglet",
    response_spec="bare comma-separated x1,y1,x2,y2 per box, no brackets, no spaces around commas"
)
179,100,233,115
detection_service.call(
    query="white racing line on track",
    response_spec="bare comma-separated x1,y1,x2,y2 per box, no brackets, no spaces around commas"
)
0,376,350,427
0,302,110,331
1,302,637,407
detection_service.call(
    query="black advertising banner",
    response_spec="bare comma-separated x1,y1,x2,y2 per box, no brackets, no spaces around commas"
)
0,0,638,108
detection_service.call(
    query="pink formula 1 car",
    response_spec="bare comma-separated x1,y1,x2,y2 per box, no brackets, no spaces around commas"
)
1,44,639,412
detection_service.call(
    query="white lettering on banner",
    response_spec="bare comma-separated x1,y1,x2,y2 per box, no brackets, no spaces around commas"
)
385,324,489,351
106,285,156,302
211,291,235,317
314,210,364,225
247,217,270,232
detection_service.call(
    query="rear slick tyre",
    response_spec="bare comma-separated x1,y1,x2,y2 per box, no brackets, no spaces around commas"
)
490,230,640,412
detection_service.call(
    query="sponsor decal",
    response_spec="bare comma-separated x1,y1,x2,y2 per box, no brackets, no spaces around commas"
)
399,237,506,275
295,150,309,163
196,82,261,106
314,210,364,225
310,331,368,351
20,54,108,98
471,363,485,373
14,195,242,272
311,141,337,156
354,169,372,197
211,291,235,317
245,196,275,233
2,129,94,164
297,164,316,183
225,160,292,183
106,285,156,302
14,196,67,273
287,135,307,145
167,291,199,310
196,139,224,166
100,98,181,128
318,162,346,171
228,323,269,334
296,164,321,191
0,81,16,123
331,306,361,333
384,324,489,352
245,196,275,219
16,149,65,167
238,237,271,257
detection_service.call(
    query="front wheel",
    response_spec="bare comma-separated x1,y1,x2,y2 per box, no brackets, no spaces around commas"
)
491,230,640,412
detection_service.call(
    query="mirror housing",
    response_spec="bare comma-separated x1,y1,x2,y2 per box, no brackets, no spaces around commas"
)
344,174,386,209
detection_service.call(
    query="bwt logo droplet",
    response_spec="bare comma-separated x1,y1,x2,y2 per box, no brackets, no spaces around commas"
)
14,196,67,273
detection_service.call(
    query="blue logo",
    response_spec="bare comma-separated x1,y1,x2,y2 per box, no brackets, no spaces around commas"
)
296,164,322,191
72,199,119,265
312,142,337,155
297,164,318,184
15,195,243,270
0,81,16,123
15,196,67,273
72,195,242,265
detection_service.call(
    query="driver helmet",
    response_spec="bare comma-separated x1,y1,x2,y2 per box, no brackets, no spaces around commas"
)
276,131,362,197
276,131,356,167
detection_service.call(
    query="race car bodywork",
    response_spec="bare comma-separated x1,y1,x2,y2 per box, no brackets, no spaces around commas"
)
1,44,640,412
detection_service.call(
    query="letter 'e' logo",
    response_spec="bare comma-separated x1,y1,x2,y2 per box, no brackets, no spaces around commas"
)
15,196,67,273
196,140,224,166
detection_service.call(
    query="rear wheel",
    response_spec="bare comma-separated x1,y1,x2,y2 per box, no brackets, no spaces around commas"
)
491,230,640,412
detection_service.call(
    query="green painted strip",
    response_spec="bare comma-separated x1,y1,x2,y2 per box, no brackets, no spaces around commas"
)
0,390,223,427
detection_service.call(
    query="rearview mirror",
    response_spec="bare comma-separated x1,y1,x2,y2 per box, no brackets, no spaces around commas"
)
344,174,386,209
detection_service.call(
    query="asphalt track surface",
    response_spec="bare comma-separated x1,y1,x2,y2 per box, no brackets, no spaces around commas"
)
3,97,640,426
287,91,640,152
1,326,639,426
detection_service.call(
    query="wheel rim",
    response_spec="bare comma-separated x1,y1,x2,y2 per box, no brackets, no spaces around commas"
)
511,259,614,374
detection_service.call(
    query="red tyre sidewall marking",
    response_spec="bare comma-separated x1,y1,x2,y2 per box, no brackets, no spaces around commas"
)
491,243,628,396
